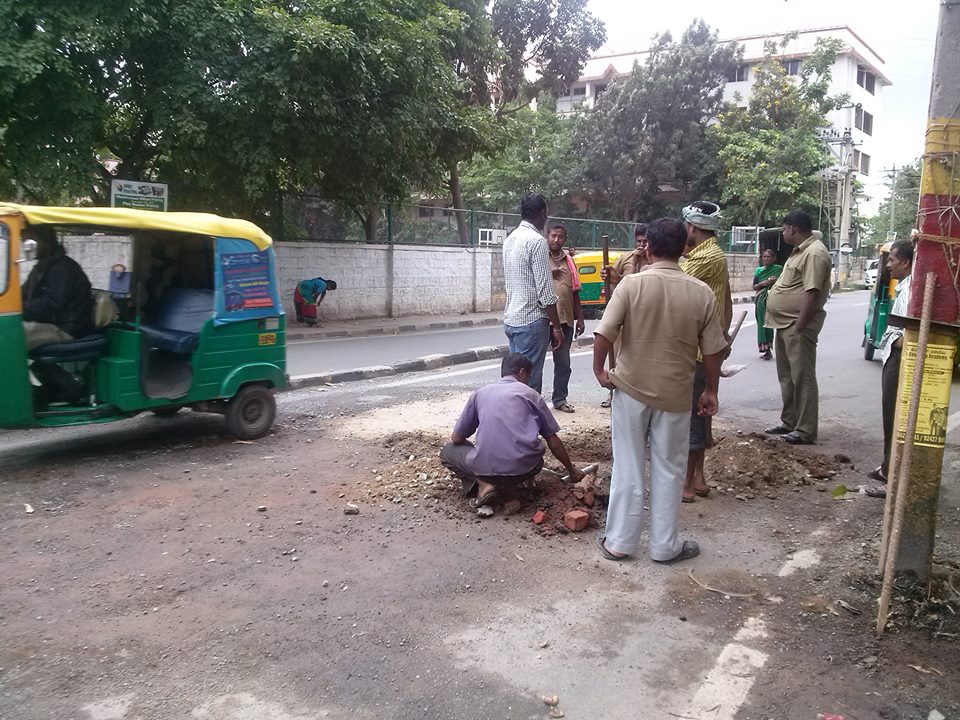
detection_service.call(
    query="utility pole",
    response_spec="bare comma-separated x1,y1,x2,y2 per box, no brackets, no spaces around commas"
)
882,0,960,584
887,164,898,235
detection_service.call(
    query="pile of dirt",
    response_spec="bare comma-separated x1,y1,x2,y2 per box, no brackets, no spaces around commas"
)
365,430,612,535
705,428,848,499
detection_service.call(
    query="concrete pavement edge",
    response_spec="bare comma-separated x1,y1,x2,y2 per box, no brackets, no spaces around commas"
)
287,337,598,390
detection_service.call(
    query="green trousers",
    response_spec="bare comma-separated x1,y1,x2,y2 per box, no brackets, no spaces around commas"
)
775,323,820,441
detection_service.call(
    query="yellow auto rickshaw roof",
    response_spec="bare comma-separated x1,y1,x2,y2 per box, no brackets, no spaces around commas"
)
0,204,272,250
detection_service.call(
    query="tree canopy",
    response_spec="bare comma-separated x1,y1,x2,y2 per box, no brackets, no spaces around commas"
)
866,159,922,245
708,35,844,228
573,20,739,222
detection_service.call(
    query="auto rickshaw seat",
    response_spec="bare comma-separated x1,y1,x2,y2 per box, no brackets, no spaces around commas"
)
30,334,108,363
141,287,214,354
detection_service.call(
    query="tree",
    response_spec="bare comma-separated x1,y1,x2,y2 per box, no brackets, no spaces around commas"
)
0,0,469,240
866,159,922,245
708,35,845,228
440,0,605,241
459,98,579,214
574,20,740,222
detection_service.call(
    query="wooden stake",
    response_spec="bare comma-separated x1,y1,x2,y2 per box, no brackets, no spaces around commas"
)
877,272,937,634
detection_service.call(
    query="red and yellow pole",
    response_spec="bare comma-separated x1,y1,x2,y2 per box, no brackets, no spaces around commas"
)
881,1,960,584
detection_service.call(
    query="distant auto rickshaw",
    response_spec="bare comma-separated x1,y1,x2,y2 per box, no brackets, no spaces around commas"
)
572,249,622,318
0,204,286,439
862,242,897,361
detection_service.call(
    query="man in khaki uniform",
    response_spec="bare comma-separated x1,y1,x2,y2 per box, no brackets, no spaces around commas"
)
593,218,727,564
764,210,833,445
603,223,649,287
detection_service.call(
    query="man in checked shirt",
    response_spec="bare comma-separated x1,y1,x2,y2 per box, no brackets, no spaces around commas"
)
502,193,565,394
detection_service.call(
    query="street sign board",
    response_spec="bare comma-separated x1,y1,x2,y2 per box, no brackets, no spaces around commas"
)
110,180,168,211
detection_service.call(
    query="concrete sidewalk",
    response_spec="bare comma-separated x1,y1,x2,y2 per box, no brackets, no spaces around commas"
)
287,291,757,342
287,292,757,389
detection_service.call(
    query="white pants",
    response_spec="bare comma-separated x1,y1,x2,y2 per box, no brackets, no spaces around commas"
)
604,390,690,560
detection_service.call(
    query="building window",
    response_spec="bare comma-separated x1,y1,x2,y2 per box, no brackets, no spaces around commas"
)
593,83,608,98
781,59,801,76
418,205,433,218
855,107,874,136
572,86,586,97
857,66,876,95
853,150,871,176
725,64,749,83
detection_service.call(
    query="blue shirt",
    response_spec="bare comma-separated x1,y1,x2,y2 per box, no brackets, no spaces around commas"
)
453,377,561,476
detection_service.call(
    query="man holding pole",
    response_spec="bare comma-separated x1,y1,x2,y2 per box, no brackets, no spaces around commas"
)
502,192,565,394
680,201,732,502
593,218,727,563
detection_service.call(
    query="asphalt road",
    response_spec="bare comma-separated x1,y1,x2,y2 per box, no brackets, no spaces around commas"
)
285,320,602,376
2,290,959,720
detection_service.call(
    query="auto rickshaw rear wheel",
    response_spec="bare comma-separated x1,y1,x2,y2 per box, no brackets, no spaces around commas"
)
863,337,876,361
225,384,276,440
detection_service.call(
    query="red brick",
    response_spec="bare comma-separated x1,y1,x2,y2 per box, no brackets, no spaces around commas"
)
532,510,547,525
563,509,590,532
583,490,595,507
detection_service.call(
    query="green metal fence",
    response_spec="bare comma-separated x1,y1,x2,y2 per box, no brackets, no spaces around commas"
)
278,195,770,255
279,197,640,249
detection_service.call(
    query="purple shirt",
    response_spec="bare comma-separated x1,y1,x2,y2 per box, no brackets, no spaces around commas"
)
453,377,561,476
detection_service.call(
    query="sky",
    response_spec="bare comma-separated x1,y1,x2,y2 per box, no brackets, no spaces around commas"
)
586,0,940,210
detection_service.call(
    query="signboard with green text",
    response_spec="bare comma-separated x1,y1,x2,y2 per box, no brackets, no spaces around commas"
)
110,180,168,211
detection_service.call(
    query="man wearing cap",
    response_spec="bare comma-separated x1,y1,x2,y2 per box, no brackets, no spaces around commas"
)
680,201,732,502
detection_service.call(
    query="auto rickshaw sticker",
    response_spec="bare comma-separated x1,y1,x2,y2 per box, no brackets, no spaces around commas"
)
258,333,277,346
897,341,956,448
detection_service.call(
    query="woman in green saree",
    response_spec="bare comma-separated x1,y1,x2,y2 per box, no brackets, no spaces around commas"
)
753,248,782,360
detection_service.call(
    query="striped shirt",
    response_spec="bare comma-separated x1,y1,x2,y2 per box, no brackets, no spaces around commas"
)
503,221,558,327
681,237,729,322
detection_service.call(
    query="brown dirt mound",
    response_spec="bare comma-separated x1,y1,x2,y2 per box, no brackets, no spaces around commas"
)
369,430,612,535
705,427,846,498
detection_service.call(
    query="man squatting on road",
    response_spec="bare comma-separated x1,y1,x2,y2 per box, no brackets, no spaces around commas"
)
679,201,733,503
763,210,833,446
546,223,585,413
440,353,584,508
501,193,564,395
593,218,727,563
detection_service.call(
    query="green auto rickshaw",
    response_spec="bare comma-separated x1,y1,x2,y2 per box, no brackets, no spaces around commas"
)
0,204,286,439
862,241,896,361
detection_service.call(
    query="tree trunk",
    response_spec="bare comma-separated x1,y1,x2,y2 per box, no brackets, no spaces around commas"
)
449,162,470,245
363,206,379,244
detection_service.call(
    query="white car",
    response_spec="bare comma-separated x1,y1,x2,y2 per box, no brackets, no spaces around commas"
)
864,259,880,288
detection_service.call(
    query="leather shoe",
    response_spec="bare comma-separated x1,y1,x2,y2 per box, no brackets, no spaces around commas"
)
781,431,814,445
867,466,888,483
764,424,791,435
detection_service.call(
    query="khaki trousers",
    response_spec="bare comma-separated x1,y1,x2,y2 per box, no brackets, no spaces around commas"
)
775,322,820,442
23,322,74,352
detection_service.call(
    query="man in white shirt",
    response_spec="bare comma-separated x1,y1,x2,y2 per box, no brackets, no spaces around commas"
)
867,239,914,496
502,193,564,394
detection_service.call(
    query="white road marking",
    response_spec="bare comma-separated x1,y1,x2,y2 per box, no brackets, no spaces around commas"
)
684,548,822,718
777,549,822,577
682,618,769,720
374,351,594,389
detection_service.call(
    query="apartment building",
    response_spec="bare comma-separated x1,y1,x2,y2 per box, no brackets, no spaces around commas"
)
556,26,890,191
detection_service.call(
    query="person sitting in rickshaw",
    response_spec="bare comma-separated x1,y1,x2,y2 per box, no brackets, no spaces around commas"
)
21,226,94,351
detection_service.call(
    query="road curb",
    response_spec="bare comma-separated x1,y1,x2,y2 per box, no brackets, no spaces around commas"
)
286,316,501,342
287,335,597,390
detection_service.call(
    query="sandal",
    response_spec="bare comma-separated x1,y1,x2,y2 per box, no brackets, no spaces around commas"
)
470,489,501,508
681,493,696,503
694,487,710,498
596,534,628,561
600,399,611,409
554,403,575,413
654,540,700,564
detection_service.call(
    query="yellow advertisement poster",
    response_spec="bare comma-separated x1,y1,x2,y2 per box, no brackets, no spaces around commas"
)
897,341,956,448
